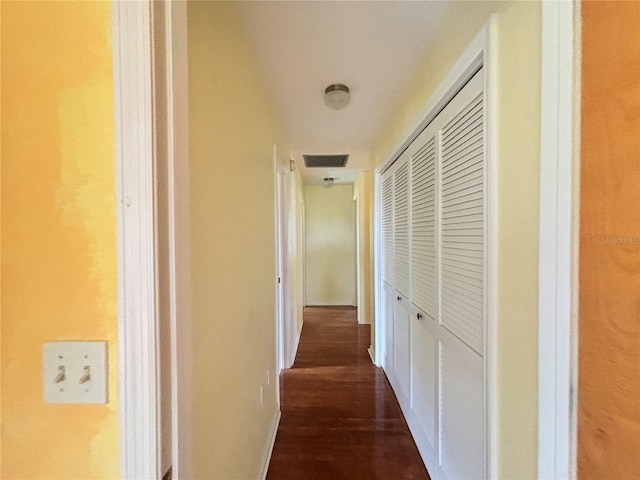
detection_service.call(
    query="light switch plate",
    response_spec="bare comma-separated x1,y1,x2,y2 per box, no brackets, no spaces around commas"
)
43,341,108,404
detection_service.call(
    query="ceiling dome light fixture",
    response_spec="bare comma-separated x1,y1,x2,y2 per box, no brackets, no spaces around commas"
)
323,177,336,187
324,84,350,110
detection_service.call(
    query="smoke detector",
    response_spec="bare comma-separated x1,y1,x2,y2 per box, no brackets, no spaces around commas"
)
324,84,350,110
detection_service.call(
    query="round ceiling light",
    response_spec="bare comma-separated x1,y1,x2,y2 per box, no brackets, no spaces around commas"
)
323,177,336,187
324,84,350,110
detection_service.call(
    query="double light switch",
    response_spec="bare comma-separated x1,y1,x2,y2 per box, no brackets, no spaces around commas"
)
43,341,107,404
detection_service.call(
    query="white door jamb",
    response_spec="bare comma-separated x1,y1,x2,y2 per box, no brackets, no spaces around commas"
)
537,2,579,479
162,1,193,478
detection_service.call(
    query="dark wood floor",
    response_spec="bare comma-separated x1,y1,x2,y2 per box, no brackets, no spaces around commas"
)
267,306,430,480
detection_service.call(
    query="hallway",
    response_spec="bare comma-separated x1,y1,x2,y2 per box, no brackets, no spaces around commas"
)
267,307,430,480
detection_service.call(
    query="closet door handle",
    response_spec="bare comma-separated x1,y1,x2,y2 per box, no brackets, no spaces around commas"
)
417,313,423,320
396,296,402,302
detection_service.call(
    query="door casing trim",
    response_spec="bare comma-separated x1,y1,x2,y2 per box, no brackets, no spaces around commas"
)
114,1,158,477
115,1,192,478
537,2,579,479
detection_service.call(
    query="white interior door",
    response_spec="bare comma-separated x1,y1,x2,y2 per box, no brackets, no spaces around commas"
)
274,149,289,371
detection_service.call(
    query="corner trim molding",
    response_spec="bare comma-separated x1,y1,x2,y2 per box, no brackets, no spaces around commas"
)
114,1,159,478
537,2,579,479
287,323,303,369
259,410,282,480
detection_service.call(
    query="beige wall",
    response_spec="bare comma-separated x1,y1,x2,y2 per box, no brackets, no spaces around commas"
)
188,3,287,478
304,184,356,306
372,2,541,478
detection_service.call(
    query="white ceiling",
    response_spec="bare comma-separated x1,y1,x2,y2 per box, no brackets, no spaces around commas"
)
235,1,449,185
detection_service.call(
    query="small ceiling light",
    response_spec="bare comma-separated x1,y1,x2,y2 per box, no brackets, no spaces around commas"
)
323,177,336,187
324,84,350,110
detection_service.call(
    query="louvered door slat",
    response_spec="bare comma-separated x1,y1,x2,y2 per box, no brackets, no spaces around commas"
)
444,191,483,210
441,271,484,295
444,186,483,204
442,251,483,267
440,92,484,355
440,98,483,148
442,138,483,166
442,158,483,185
442,169,483,192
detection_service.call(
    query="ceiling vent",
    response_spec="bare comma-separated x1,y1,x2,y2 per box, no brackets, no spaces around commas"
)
303,154,349,168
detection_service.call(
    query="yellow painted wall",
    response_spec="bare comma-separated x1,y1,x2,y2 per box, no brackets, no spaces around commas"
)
304,184,356,306
188,2,286,477
1,2,119,479
355,171,374,326
372,2,541,477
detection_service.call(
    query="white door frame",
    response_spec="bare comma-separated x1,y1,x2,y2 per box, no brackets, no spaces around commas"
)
537,2,579,479
115,1,192,478
161,1,193,478
115,1,578,477
301,199,307,307
274,146,287,373
114,1,158,478
353,195,359,310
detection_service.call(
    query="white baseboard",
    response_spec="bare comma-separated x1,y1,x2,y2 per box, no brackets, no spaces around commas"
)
259,409,281,480
304,302,356,307
287,325,302,368
367,346,376,365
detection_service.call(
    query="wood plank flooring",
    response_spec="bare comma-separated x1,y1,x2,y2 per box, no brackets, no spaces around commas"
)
267,306,430,480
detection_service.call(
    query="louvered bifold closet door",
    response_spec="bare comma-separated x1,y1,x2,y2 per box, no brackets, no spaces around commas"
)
410,136,437,318
381,173,394,286
392,156,411,403
409,129,439,461
379,67,488,480
437,68,485,480
393,159,410,297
